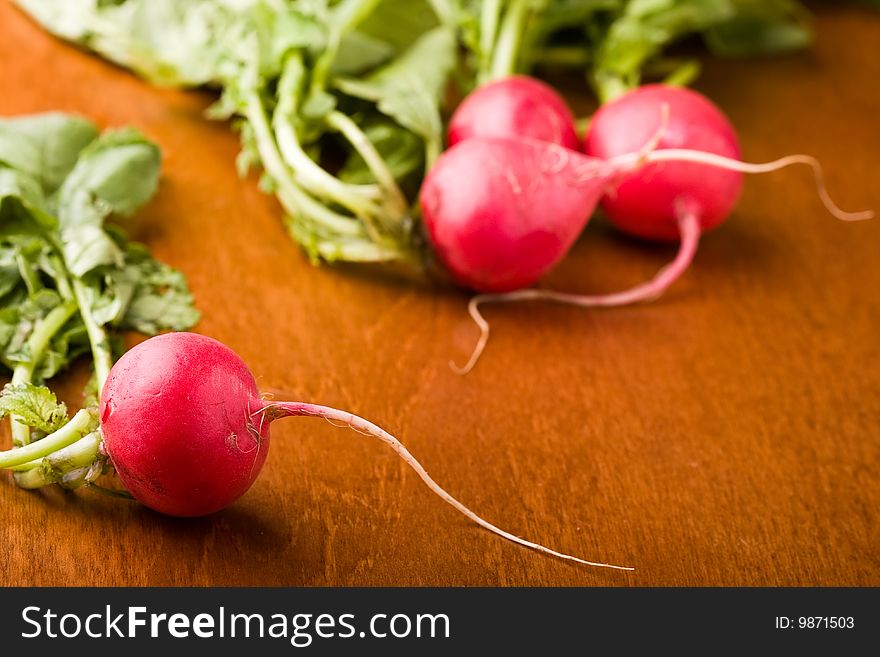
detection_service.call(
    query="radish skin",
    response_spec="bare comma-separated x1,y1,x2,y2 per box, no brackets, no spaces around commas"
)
100,332,632,570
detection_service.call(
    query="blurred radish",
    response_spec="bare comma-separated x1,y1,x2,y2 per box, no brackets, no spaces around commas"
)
448,76,580,150
421,137,609,292
586,84,744,243
423,86,871,372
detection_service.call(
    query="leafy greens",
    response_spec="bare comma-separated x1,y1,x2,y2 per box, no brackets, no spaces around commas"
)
0,112,199,490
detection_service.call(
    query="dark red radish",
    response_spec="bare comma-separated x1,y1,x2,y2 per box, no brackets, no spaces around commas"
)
100,332,631,570
420,136,610,293
448,76,580,150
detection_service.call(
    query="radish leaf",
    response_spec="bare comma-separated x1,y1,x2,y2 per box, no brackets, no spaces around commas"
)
0,382,69,434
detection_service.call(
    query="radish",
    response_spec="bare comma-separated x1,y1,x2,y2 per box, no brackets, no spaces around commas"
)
420,136,609,292
97,331,631,570
585,84,744,242
448,76,580,150
421,86,871,372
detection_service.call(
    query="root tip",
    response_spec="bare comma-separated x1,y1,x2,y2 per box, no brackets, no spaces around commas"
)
448,359,472,376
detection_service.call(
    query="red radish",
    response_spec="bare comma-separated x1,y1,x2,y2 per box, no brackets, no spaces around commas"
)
420,136,609,293
100,331,631,570
424,86,871,372
448,76,580,150
585,84,744,241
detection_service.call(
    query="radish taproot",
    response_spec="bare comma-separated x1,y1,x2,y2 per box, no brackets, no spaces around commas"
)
436,85,871,372
98,331,631,570
448,76,580,150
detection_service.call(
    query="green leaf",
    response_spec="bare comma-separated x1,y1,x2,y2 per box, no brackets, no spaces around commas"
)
250,2,327,77
335,26,456,147
85,241,200,334
356,0,442,52
705,19,810,56
0,168,59,239
590,0,814,101
13,0,101,41
0,168,47,212
0,113,99,194
55,127,161,276
593,0,734,96
0,383,69,434
0,245,21,300
59,127,161,217
16,0,242,87
0,288,65,370
331,30,395,76
41,319,90,381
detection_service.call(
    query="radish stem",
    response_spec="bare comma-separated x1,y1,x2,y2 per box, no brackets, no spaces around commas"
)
9,299,78,445
72,279,113,394
0,409,93,469
490,0,530,81
13,431,102,489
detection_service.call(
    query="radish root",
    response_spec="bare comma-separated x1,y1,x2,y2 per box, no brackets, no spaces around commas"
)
608,149,874,222
453,147,873,373
261,401,634,571
452,206,701,374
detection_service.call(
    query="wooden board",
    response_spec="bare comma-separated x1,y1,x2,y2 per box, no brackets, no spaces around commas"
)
1,1,878,587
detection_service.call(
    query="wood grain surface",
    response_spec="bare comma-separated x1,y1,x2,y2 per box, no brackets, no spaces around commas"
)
1,1,878,587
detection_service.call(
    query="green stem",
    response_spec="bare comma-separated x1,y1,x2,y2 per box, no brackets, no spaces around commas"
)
325,111,407,216
244,92,299,197
246,92,406,259
9,431,101,472
479,0,502,82
279,184,367,237
489,0,530,81
0,409,93,469
662,59,701,88
287,219,408,263
594,72,630,105
273,56,382,219
425,135,442,173
71,279,112,394
15,254,43,295
13,431,102,489
245,92,365,237
48,254,74,299
9,299,78,446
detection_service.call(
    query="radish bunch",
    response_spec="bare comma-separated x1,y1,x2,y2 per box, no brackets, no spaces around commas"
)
421,78,871,372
